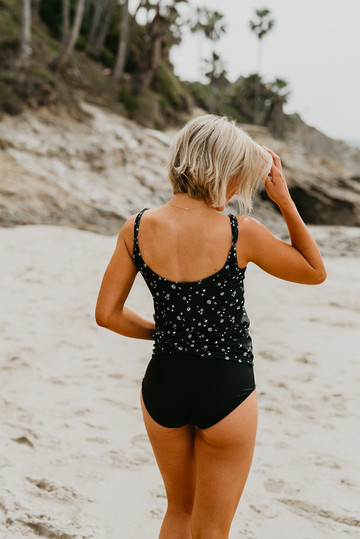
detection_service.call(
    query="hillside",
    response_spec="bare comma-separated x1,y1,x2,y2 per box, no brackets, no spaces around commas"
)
1,100,360,258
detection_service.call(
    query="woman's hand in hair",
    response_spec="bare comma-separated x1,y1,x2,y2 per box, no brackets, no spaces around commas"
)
262,146,292,207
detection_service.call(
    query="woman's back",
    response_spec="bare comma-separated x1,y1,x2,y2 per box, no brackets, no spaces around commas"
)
133,206,254,364
132,205,248,282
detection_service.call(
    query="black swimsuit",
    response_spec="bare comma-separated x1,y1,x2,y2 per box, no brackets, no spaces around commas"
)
133,207,256,429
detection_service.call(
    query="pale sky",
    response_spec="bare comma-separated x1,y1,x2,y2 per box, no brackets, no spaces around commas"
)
133,0,360,142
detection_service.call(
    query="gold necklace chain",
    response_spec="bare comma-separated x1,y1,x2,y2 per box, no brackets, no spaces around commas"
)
166,201,208,211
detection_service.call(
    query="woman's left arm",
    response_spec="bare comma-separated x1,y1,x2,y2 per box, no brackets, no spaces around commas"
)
95,216,156,341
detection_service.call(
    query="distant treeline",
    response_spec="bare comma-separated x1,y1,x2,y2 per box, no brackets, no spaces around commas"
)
0,1,292,135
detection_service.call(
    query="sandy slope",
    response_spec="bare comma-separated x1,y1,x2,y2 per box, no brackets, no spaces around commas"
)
0,224,359,538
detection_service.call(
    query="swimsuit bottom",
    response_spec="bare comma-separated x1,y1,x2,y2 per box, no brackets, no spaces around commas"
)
141,351,256,430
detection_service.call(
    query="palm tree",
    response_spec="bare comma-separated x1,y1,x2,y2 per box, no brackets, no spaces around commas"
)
19,0,32,67
189,7,226,80
249,8,275,124
88,0,107,48
131,0,187,93
264,77,291,137
62,0,70,43
51,0,86,72
88,0,117,59
203,51,227,112
113,0,130,82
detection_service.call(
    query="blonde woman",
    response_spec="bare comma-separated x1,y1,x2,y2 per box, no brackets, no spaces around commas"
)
95,114,327,538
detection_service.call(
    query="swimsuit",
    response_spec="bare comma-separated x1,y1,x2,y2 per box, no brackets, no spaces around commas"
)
133,207,256,429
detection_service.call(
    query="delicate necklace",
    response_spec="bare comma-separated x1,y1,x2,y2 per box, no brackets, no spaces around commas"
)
167,201,208,211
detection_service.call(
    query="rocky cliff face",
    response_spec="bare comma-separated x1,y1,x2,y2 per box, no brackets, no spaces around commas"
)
0,101,359,254
243,121,360,227
0,102,172,235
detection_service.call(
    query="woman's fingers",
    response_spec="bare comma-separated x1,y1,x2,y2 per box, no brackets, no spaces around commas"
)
263,145,281,168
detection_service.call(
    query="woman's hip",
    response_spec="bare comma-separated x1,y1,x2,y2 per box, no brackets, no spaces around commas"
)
142,351,256,398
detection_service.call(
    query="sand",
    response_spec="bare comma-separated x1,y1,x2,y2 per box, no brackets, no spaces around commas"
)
1,224,359,538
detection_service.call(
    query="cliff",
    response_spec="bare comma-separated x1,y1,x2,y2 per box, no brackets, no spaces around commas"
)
1,102,359,256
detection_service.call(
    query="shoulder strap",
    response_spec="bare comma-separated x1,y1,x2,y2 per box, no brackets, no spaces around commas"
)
134,207,149,243
228,214,238,245
133,208,149,266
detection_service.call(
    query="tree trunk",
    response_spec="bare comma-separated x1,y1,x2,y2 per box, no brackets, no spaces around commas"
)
132,7,168,93
134,33,162,92
150,34,162,71
31,0,41,16
19,0,32,67
53,0,86,72
88,0,106,48
253,39,263,124
89,0,116,58
62,0,70,43
267,100,283,138
113,0,130,82
84,0,91,20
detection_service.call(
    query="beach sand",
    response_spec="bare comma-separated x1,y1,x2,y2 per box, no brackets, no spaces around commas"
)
0,224,359,538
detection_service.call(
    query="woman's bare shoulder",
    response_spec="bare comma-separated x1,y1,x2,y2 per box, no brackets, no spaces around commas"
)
114,213,139,258
236,215,264,234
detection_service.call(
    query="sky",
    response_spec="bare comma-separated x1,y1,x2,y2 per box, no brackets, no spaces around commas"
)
133,0,360,143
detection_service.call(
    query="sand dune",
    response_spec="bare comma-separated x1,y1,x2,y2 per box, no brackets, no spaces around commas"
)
1,224,359,538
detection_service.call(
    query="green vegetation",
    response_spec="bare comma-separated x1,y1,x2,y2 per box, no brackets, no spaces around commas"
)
0,78,22,115
0,0,291,136
152,59,193,113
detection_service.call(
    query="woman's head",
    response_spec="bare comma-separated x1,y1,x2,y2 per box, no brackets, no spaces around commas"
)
167,113,273,213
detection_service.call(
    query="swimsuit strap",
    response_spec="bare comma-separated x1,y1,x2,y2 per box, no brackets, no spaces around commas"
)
228,214,239,245
133,207,149,266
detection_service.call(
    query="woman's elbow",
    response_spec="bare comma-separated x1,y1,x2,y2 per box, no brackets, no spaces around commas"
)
313,270,327,284
95,309,109,327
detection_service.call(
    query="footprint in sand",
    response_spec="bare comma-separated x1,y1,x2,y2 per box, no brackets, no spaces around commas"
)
11,436,35,449
74,408,91,416
129,434,155,466
86,436,109,445
264,478,285,493
259,350,278,362
277,498,360,528
150,485,167,500
47,377,66,385
25,477,90,502
249,502,280,519
313,455,341,469
108,372,124,379
340,478,357,487
102,448,129,469
82,421,109,431
263,405,283,415
273,440,291,450
274,381,288,389
296,355,316,365
150,508,165,519
22,513,100,538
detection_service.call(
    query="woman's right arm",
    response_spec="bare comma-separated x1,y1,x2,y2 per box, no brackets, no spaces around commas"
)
240,147,327,285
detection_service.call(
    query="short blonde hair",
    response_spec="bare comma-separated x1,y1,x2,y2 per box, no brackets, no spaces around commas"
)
167,113,273,214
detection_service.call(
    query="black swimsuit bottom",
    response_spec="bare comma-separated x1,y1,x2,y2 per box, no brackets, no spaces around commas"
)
134,208,256,430
142,351,256,429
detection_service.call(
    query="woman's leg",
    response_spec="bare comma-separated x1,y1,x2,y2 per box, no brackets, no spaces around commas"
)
190,389,258,539
140,389,196,539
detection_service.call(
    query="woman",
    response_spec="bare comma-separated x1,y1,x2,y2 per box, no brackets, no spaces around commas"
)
95,114,327,538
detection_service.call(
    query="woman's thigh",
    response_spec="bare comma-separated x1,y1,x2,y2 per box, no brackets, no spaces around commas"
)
140,388,197,512
191,389,258,536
